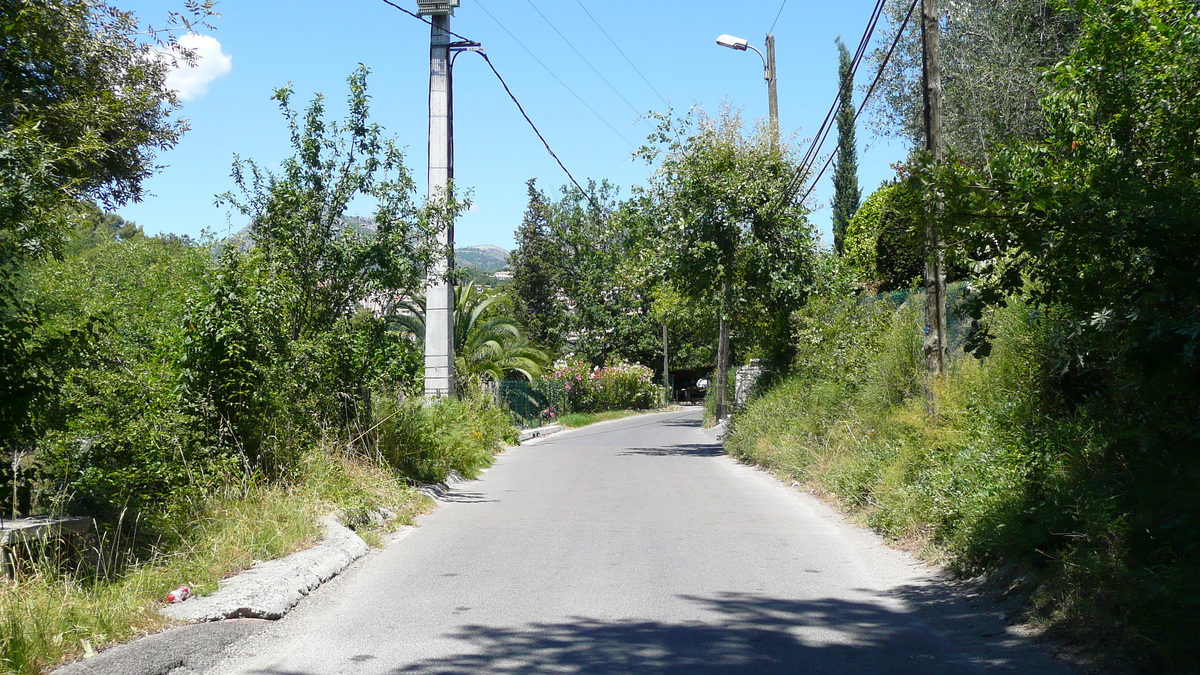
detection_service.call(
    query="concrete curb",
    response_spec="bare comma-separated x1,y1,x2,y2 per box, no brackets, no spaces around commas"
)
519,424,563,442
418,471,469,500
160,515,369,623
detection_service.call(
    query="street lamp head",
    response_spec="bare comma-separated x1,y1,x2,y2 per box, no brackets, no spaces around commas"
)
716,34,750,51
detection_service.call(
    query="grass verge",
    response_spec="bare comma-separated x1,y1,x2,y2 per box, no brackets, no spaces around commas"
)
556,410,644,428
0,448,430,675
726,292,1200,671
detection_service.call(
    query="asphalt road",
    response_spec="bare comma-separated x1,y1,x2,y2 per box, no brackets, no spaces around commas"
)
204,408,1075,674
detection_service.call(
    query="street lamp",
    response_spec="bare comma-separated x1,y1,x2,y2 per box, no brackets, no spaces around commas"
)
716,33,779,147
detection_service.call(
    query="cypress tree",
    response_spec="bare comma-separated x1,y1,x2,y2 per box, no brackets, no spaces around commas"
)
831,38,861,255
509,179,563,352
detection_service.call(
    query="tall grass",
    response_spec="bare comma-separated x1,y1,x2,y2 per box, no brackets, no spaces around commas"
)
727,292,1200,670
0,449,429,675
373,390,518,484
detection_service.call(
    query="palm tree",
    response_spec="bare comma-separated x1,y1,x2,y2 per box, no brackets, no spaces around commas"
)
392,282,551,385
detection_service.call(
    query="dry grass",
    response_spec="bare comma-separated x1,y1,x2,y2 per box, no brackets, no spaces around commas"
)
0,448,429,675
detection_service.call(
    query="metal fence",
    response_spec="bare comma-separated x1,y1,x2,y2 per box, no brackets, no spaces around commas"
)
495,380,566,429
869,282,973,356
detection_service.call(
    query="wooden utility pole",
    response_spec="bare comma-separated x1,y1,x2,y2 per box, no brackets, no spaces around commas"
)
765,33,779,150
921,0,948,413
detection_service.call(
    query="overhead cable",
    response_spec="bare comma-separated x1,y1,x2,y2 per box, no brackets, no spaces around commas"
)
524,0,649,124
793,0,920,210
771,0,892,216
475,0,635,147
476,52,602,212
573,0,670,108
376,0,602,210
768,0,789,35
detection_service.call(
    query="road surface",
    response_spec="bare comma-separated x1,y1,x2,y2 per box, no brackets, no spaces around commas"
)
206,408,1074,674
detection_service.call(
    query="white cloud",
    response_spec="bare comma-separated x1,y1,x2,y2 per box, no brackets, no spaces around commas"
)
161,33,232,101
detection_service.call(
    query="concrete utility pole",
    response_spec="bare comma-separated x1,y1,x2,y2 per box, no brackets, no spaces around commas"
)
420,0,458,398
921,0,948,411
765,33,779,149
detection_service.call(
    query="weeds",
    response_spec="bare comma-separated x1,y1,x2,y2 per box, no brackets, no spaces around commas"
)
727,291,1200,670
0,447,429,675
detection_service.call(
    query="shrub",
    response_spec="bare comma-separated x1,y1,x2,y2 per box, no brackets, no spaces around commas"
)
373,391,516,484
843,185,894,286
539,357,661,414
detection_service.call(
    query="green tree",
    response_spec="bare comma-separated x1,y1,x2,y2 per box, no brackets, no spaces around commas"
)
509,180,564,352
638,106,817,419
843,184,894,286
874,179,924,291
546,182,662,368
946,0,1200,369
25,233,217,517
217,65,440,343
189,67,439,463
831,38,861,255
1,0,212,501
868,0,1077,162
1,0,211,263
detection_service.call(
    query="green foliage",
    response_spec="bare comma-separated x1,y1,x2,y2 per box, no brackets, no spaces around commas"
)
949,0,1200,372
638,105,819,398
394,281,551,387
183,67,437,473
0,0,211,516
868,0,1077,160
24,235,225,518
509,180,565,352
874,179,925,291
730,279,1200,668
831,38,860,255
843,185,893,285
217,65,439,343
66,203,143,255
0,0,211,263
638,107,816,314
373,391,517,484
539,357,662,414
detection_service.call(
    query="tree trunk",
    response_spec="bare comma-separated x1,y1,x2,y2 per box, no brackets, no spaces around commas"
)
662,323,670,394
715,283,731,423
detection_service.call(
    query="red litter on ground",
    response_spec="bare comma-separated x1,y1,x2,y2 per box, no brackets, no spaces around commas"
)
167,586,191,603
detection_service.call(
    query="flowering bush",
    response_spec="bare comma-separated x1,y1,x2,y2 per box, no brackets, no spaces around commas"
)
539,357,661,413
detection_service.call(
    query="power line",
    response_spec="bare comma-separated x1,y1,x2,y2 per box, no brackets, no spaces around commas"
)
476,52,600,212
770,0,891,215
377,0,475,42
787,0,885,192
475,0,635,147
768,0,789,35
375,0,601,210
794,0,920,209
774,0,886,212
524,0,649,124
573,0,670,108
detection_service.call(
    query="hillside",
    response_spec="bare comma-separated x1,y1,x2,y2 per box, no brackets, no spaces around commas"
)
456,244,509,273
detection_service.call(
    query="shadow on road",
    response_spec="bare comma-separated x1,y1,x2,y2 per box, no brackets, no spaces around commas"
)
620,443,724,458
357,591,998,674
435,490,497,504
238,587,1070,675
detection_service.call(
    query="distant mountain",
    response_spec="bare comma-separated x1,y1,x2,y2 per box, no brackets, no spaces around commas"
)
456,244,510,273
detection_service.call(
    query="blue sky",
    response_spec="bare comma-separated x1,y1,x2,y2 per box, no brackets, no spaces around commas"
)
118,0,910,249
